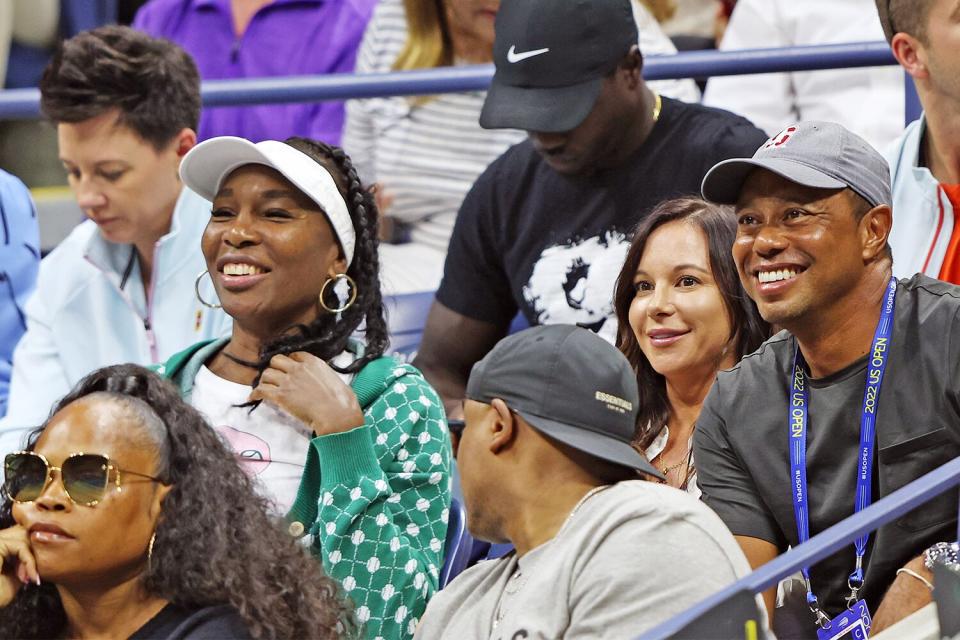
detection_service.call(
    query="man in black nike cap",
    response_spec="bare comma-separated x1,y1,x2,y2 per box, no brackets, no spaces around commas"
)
414,0,767,417
414,325,767,639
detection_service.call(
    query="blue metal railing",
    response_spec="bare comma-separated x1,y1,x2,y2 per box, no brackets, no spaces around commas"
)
637,456,960,639
0,41,898,120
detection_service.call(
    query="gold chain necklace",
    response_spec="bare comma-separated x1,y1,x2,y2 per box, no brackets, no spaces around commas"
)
651,90,662,122
657,456,687,476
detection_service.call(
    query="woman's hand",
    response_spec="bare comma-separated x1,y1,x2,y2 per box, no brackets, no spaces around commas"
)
250,352,366,437
0,526,39,606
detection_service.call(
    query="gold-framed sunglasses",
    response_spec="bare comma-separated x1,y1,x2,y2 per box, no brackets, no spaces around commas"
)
3,451,163,507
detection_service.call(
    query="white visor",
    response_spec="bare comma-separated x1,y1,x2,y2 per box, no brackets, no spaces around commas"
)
179,136,356,266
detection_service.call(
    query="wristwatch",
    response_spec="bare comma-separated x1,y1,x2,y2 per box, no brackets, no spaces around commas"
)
923,541,960,571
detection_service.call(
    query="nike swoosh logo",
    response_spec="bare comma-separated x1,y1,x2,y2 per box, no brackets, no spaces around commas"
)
507,45,550,63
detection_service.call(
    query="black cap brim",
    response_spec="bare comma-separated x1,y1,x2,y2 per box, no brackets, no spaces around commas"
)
701,157,847,205
515,409,666,480
479,75,605,132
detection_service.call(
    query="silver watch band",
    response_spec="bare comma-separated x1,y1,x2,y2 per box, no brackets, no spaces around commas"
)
923,541,960,571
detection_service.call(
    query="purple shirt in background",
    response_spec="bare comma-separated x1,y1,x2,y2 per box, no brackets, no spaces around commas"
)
134,0,376,144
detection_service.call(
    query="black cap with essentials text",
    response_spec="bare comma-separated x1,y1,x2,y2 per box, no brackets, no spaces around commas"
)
466,325,665,480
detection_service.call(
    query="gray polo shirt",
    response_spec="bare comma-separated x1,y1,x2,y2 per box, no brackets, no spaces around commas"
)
415,480,761,639
695,274,960,616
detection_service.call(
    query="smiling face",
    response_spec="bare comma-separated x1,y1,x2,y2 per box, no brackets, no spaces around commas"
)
57,109,192,254
201,163,347,336
628,221,735,382
11,397,168,587
733,170,873,330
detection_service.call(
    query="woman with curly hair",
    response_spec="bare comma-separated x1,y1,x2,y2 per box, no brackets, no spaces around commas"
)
0,364,351,639
156,136,452,639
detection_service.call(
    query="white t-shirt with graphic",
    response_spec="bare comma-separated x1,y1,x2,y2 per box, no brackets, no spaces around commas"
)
190,358,354,514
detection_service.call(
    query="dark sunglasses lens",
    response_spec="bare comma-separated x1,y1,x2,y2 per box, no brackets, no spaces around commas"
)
62,455,110,505
4,454,48,502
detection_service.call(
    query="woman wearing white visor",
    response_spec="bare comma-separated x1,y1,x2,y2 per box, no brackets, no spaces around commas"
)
156,136,452,640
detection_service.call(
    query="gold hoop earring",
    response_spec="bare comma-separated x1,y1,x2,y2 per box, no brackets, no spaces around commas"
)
319,273,357,313
194,270,222,309
148,532,157,571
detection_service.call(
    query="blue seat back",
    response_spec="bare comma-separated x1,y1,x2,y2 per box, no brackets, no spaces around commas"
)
383,291,436,359
383,291,531,360
439,497,473,588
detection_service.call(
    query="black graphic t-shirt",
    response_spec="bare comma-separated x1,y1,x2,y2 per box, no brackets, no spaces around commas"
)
437,97,768,341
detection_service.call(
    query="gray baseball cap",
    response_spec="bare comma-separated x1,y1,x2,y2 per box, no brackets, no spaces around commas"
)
465,325,664,480
479,0,638,132
701,121,892,208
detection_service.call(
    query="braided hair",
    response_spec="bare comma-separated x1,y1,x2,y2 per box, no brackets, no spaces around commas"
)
248,138,389,387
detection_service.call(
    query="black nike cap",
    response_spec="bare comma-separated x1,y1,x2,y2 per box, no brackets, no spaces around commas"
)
479,0,639,133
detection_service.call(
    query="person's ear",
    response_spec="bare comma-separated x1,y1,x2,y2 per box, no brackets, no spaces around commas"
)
488,398,517,454
890,32,928,81
622,45,643,89
859,204,893,262
326,251,348,279
149,482,173,521
172,128,198,160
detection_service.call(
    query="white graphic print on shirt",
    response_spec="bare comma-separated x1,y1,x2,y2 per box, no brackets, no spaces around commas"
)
521,230,630,343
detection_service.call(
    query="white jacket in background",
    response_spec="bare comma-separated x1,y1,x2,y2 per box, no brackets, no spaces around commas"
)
703,0,904,151
0,187,231,455
886,115,954,280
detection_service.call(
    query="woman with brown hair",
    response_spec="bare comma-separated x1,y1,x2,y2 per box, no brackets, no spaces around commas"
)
343,0,698,295
613,197,769,493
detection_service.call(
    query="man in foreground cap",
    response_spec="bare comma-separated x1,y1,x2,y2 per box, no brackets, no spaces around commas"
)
415,325,765,639
696,121,960,635
414,0,766,415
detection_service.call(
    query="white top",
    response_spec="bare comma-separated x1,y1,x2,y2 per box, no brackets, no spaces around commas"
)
702,0,904,151
343,0,700,255
644,425,701,498
190,354,354,514
415,481,767,639
885,116,957,280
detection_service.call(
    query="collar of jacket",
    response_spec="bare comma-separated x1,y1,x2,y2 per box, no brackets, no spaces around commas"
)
153,336,398,530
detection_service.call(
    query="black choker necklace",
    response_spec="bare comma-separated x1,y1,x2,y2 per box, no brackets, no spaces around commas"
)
221,351,259,369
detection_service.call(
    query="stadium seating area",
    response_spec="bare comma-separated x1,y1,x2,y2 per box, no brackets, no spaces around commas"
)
0,0,960,640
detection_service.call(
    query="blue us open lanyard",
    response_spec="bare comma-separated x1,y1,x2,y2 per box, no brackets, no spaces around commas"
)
789,276,897,628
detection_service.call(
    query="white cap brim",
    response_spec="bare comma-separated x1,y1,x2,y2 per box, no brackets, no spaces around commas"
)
180,136,355,266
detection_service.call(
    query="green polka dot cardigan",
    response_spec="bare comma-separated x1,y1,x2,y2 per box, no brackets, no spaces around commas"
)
154,338,453,639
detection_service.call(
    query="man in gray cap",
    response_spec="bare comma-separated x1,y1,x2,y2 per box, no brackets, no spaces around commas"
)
697,121,960,635
415,324,764,639
414,0,766,416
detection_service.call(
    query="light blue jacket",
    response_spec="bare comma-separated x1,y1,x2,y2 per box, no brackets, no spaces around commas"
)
0,170,39,417
0,187,231,455
885,115,954,279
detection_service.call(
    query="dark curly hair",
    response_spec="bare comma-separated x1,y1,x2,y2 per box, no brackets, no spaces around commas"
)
244,137,389,388
39,25,200,150
0,364,355,639
613,197,770,452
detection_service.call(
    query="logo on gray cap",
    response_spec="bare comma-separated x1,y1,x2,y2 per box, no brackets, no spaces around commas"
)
701,121,892,208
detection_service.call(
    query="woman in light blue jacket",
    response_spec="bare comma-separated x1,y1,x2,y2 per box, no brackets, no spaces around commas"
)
0,170,39,418
0,27,230,454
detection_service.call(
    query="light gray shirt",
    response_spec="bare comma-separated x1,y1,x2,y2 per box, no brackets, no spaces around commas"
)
415,480,762,640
